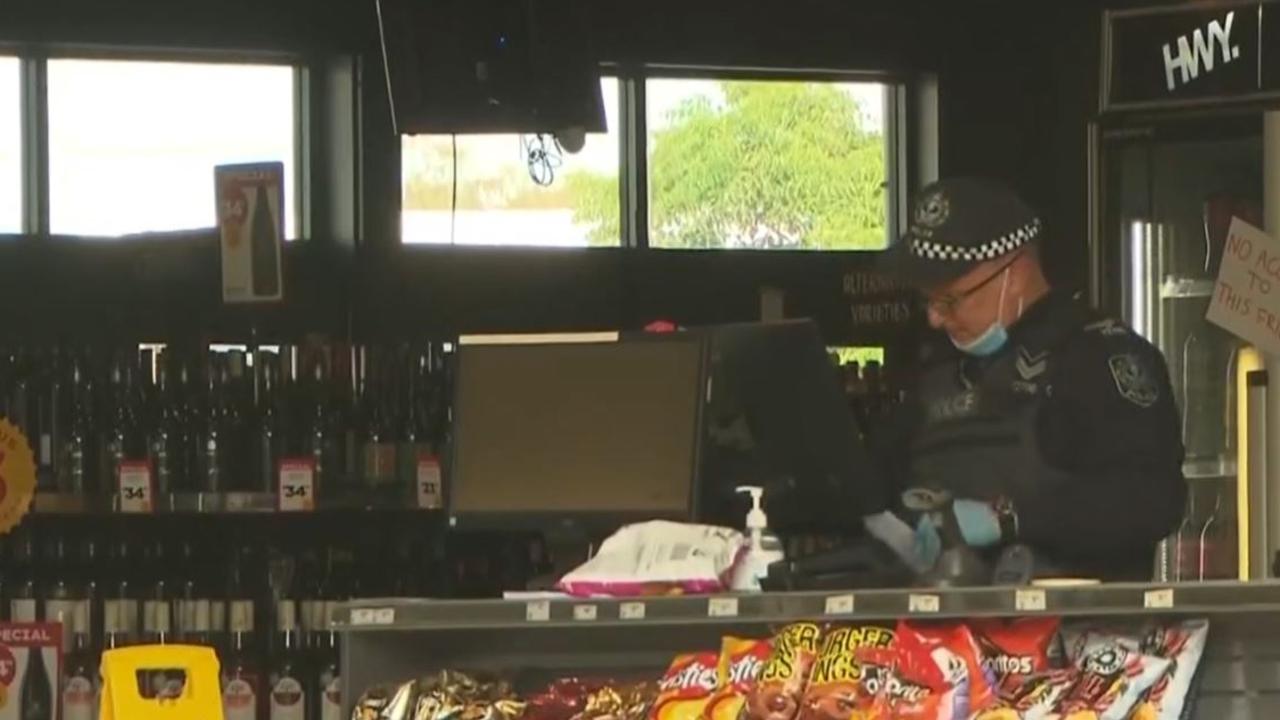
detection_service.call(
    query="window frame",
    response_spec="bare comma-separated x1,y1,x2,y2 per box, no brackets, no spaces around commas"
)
393,64,909,252
8,47,307,239
635,66,906,251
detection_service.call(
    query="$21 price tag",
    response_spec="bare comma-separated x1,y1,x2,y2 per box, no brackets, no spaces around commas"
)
278,459,316,512
417,455,443,510
118,462,153,513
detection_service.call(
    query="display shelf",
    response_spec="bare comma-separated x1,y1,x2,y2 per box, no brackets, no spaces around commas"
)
1183,457,1237,480
32,489,439,515
334,581,1280,632
1161,276,1215,300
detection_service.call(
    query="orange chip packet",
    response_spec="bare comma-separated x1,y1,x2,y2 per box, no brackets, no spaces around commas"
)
652,652,721,720
705,638,772,720
739,623,823,720
797,626,897,720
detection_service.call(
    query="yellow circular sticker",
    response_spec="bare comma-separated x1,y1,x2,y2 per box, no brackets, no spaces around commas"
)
0,417,36,535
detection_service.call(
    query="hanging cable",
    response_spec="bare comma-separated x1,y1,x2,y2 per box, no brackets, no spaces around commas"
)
522,133,564,187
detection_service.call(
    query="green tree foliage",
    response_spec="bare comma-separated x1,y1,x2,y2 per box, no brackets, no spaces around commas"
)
569,82,887,249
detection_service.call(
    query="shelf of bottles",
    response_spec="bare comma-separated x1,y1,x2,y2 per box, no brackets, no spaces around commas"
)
0,340,451,515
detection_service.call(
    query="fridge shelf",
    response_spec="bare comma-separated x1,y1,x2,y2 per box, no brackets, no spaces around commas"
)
1184,458,1238,480
31,490,441,515
1161,276,1216,300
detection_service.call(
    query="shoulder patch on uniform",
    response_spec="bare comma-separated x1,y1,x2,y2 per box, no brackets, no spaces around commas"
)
1084,318,1129,337
1108,353,1159,407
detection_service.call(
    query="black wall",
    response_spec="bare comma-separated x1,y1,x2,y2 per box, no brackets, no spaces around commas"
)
0,0,1140,344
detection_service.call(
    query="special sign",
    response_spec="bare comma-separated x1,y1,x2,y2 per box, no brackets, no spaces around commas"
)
1206,218,1280,356
0,417,36,535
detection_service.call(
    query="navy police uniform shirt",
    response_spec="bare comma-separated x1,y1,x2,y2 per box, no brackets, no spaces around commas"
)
869,290,1188,580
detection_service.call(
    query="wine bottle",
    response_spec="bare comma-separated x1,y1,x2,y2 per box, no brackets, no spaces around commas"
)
61,600,99,720
250,184,281,298
304,357,341,502
268,600,307,720
148,357,177,496
223,350,251,489
398,349,441,509
58,352,96,495
256,353,282,494
9,529,39,623
42,537,80,646
196,352,226,493
35,346,62,492
222,599,262,720
316,602,342,720
19,634,55,720
104,352,152,507
359,350,396,491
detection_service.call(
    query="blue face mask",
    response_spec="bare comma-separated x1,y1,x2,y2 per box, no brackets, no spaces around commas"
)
951,269,1012,357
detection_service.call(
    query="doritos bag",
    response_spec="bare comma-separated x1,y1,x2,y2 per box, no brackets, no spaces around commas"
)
897,621,997,712
1057,631,1170,720
705,638,772,720
739,623,823,720
862,632,967,720
652,653,721,720
971,618,1060,694
797,626,896,720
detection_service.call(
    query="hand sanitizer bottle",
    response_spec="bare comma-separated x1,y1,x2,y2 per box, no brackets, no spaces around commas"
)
730,486,786,592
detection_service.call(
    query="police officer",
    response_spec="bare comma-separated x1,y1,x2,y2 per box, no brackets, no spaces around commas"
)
872,177,1187,581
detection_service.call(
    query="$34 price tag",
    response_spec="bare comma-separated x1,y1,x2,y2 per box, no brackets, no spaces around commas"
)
417,455,443,510
118,462,153,513
278,459,316,512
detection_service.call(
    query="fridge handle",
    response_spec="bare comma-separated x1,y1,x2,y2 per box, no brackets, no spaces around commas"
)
1244,356,1268,580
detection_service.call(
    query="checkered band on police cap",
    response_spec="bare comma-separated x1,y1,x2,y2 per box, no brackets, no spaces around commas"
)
909,218,1041,262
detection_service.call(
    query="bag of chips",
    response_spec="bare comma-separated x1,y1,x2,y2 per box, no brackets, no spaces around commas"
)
651,653,721,720
861,632,967,720
970,618,1061,695
796,626,896,720
1057,632,1171,720
969,669,1077,720
1130,619,1209,720
739,623,823,720
706,638,773,720
897,621,997,713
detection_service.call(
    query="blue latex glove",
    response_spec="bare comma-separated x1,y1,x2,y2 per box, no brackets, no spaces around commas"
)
913,500,1003,570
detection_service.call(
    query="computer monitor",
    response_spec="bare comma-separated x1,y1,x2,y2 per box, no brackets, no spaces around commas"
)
701,320,884,532
447,333,707,533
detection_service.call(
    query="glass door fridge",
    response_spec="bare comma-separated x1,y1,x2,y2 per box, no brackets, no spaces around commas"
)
1094,1,1280,582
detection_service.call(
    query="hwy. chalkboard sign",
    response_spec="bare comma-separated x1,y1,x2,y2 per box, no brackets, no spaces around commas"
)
1103,1,1280,111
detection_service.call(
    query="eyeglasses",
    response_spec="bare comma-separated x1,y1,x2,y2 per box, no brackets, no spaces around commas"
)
921,251,1023,316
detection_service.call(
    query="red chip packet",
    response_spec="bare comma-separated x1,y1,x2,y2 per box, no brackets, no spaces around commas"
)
897,621,998,712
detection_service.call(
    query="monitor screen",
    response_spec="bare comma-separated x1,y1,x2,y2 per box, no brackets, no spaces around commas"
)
449,336,706,523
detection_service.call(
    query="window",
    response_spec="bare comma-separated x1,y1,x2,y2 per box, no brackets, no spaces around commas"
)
0,57,20,233
47,59,296,238
401,78,621,247
646,78,889,250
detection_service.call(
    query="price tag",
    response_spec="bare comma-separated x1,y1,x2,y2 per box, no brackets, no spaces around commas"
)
707,597,739,618
1015,589,1047,612
350,608,376,626
117,462,153,513
573,605,598,622
526,601,551,623
417,456,443,509
824,594,856,616
908,594,941,614
619,602,646,621
373,608,396,625
1143,588,1175,610
278,459,316,512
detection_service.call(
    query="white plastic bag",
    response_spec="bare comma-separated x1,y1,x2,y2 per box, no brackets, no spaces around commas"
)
557,520,746,597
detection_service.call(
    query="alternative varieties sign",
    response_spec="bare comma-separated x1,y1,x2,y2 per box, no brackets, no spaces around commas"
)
1206,218,1280,356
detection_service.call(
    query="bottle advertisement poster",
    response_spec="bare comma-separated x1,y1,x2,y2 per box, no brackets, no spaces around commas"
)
216,162,285,304
0,622,62,720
